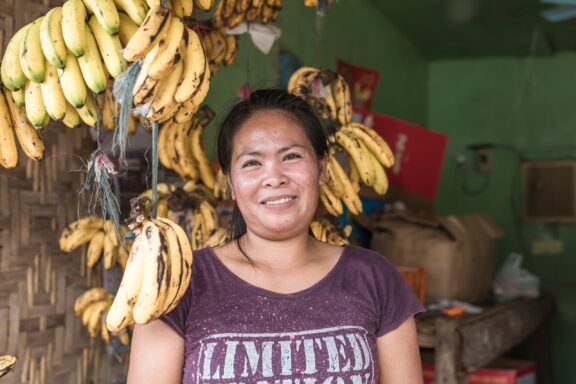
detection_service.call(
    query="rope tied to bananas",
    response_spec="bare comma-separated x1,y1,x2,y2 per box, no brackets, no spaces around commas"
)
79,150,122,244
112,60,142,166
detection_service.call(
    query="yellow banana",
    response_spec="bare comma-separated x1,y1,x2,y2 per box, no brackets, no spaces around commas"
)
74,287,111,315
151,218,182,313
190,122,215,189
41,64,67,120
172,0,194,17
118,12,140,47
40,7,67,69
223,34,239,66
128,113,138,134
0,92,18,169
123,6,172,62
62,103,83,128
194,0,214,11
82,0,120,34
146,61,183,121
319,183,343,217
335,131,376,187
198,201,217,232
204,227,228,248
104,219,120,247
4,91,45,160
104,242,118,270
58,53,88,108
1,25,31,91
11,89,25,106
101,321,111,343
59,225,101,253
343,122,394,168
113,0,149,25
86,231,106,268
24,81,47,128
77,27,108,94
132,44,160,105
117,244,129,269
106,224,148,331
325,154,362,215
174,28,206,103
88,15,128,78
62,0,88,56
20,18,46,83
368,151,389,195
158,217,192,313
86,299,111,337
76,94,98,127
148,16,184,80
132,221,165,324
173,121,200,180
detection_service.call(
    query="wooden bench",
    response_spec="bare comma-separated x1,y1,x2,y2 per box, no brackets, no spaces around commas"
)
416,296,554,383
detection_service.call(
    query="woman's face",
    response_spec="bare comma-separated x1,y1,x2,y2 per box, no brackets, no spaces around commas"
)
229,109,323,241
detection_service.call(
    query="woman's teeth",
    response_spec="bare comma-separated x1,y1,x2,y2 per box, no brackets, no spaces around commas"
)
264,197,293,205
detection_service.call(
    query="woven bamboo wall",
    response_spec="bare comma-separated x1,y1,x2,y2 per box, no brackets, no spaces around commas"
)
0,1,129,383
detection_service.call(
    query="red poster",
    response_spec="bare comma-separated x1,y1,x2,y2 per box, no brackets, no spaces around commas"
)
353,108,448,199
336,59,380,110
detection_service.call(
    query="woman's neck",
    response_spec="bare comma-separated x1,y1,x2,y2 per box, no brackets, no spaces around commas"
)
238,231,317,271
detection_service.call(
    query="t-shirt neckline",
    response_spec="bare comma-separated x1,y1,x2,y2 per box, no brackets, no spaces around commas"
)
206,245,350,300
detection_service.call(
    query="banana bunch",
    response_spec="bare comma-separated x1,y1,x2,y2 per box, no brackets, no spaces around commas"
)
158,117,216,188
0,90,45,166
59,216,106,253
198,25,239,75
87,221,132,270
319,122,395,217
126,7,211,124
60,216,131,269
106,198,193,332
214,0,283,28
190,199,225,249
0,355,17,379
310,218,351,246
74,287,114,339
287,66,352,127
333,122,394,195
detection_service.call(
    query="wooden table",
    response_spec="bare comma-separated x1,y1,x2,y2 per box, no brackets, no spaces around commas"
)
416,296,554,384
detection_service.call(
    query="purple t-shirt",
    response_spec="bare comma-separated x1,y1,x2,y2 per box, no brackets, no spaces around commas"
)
160,245,424,384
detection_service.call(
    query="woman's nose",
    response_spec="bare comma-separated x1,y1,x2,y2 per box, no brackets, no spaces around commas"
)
263,163,288,187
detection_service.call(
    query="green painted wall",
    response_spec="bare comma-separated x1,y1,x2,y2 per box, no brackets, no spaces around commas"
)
203,0,428,158
429,54,576,383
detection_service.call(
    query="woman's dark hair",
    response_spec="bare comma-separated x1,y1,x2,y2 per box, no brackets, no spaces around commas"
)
217,89,328,246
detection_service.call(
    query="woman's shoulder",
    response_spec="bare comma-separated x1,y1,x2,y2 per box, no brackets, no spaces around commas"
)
342,245,402,279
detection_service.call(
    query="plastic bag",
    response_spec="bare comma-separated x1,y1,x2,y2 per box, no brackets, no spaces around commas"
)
493,253,540,299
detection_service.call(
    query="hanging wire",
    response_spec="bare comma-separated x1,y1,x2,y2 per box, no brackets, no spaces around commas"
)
151,121,159,219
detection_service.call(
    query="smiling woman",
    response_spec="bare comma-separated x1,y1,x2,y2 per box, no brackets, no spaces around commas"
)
127,89,425,384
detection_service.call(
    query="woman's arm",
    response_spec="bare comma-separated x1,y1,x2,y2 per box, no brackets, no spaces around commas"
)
376,317,423,384
127,320,184,383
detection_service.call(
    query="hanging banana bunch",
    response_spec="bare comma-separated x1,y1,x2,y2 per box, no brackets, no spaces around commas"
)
59,215,131,270
198,24,239,75
310,218,351,246
73,287,130,344
106,197,193,332
287,66,396,219
214,0,283,28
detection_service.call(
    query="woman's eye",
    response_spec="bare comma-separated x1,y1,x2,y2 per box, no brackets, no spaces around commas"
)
284,153,302,161
242,160,260,168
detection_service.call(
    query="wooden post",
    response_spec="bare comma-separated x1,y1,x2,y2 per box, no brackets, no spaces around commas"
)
435,317,466,384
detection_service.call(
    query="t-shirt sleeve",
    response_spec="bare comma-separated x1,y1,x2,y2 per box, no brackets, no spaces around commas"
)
159,280,193,338
371,251,425,337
